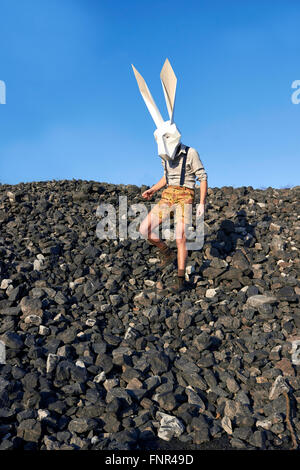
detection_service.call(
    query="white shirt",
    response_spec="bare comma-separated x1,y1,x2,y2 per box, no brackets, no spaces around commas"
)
161,143,208,189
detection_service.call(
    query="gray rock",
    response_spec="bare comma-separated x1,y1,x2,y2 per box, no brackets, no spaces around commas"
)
155,391,177,411
20,297,43,317
193,331,212,352
68,418,97,434
276,286,297,302
270,235,285,253
192,416,210,444
269,375,289,400
246,295,277,308
17,419,42,442
0,306,21,316
143,305,160,321
24,314,42,325
149,352,169,375
157,412,185,441
46,353,60,374
185,387,206,411
178,310,193,329
1,331,23,349
221,416,233,435
226,377,240,393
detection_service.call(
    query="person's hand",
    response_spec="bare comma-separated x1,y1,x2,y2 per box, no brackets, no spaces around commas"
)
142,187,156,200
196,202,205,218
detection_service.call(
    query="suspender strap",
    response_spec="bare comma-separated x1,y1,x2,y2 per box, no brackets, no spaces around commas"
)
164,160,168,185
164,145,190,187
179,146,189,186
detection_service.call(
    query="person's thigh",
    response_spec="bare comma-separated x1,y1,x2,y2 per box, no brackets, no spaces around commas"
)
149,201,172,231
139,200,171,237
174,217,186,242
174,188,194,231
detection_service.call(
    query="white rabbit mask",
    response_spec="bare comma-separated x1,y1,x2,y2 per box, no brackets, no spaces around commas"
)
132,58,181,162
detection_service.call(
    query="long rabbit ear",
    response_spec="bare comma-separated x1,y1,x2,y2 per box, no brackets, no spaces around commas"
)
131,64,164,128
160,58,177,123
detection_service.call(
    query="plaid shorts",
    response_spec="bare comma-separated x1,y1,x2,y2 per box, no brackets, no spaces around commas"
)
151,185,195,225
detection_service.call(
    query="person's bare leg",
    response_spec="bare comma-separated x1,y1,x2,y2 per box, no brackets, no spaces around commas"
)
175,219,187,275
139,205,167,249
168,218,187,293
139,205,176,268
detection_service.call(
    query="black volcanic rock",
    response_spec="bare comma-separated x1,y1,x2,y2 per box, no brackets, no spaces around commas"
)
0,180,299,450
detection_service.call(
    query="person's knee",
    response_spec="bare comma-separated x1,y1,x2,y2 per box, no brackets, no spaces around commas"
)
139,222,148,238
176,235,186,246
140,218,154,238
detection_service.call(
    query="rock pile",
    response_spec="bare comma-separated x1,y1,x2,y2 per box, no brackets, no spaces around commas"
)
0,180,299,450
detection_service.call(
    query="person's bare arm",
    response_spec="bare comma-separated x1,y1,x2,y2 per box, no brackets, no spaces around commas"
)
189,148,208,216
142,175,167,200
152,175,167,192
199,179,207,204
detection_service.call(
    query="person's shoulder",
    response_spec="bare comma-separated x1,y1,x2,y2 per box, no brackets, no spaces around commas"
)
185,145,199,159
182,143,197,152
187,146,198,153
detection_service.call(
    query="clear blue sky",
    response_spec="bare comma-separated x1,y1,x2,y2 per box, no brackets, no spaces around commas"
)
0,0,299,188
